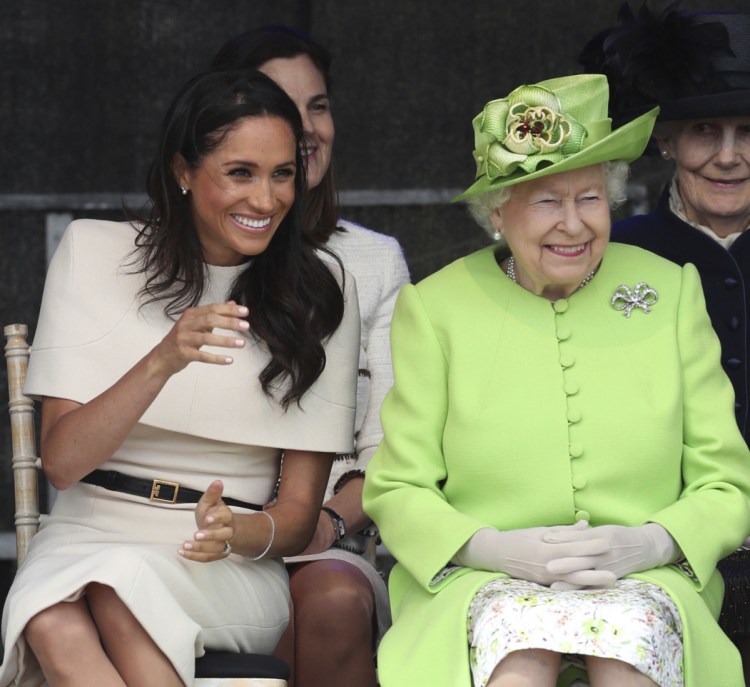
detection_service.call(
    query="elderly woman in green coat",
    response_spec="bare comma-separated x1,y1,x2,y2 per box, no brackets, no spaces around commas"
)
363,74,750,687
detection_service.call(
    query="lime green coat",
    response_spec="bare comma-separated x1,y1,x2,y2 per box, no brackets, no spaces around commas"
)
363,243,750,687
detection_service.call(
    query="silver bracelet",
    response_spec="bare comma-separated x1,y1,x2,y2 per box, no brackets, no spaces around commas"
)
248,510,275,561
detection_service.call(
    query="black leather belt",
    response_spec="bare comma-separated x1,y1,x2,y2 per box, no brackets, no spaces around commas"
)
80,469,262,511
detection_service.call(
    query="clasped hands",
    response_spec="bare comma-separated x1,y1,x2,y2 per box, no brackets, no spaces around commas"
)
455,520,678,590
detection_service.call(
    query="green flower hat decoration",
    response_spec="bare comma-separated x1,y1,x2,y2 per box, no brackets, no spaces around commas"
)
477,85,588,182
454,74,659,201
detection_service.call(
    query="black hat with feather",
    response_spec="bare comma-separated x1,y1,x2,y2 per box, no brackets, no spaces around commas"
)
579,1,750,124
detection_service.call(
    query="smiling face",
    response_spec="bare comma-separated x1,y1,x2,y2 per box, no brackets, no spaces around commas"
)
659,117,750,237
175,115,297,266
259,54,334,190
491,165,611,300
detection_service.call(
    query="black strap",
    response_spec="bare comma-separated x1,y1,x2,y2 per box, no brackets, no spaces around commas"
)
80,469,262,511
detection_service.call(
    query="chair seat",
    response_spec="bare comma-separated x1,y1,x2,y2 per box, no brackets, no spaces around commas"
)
194,651,289,679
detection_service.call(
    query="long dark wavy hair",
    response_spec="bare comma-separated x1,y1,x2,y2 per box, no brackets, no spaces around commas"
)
210,25,340,245
131,69,344,408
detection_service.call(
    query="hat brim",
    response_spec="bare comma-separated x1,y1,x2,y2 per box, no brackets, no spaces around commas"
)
656,89,750,122
453,106,659,202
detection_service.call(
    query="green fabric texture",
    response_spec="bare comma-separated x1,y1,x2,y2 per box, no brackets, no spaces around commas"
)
363,243,750,687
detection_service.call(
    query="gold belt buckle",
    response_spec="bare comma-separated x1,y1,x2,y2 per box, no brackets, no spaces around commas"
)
150,479,180,504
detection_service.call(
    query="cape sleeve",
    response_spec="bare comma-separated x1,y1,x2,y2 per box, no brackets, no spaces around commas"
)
25,219,360,453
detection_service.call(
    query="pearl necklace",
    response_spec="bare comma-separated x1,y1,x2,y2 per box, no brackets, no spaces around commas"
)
505,256,598,293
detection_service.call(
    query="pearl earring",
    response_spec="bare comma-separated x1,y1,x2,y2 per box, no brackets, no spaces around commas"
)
180,186,189,195
661,150,670,160
492,230,502,241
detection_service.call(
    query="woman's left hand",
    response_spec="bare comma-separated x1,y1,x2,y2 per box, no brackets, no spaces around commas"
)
299,510,337,555
178,480,235,562
546,522,678,588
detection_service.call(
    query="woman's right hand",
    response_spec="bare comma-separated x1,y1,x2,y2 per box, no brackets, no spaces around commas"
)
39,300,251,489
151,301,250,377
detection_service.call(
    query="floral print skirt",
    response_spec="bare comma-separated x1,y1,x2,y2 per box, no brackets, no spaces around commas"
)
467,578,683,687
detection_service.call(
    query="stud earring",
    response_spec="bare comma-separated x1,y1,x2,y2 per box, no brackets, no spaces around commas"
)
180,186,189,195
661,150,671,160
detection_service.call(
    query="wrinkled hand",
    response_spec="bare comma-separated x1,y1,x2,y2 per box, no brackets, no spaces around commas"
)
152,301,250,377
546,523,678,590
179,480,235,562
454,521,612,586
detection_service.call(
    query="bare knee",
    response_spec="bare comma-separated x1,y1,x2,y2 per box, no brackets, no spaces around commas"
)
585,655,658,686
290,561,375,640
26,603,87,647
24,601,97,672
487,649,561,687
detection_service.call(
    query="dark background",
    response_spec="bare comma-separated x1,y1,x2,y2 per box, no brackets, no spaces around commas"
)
1,0,747,596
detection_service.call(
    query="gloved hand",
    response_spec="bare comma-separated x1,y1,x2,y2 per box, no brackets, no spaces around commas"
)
453,520,613,586
546,523,679,590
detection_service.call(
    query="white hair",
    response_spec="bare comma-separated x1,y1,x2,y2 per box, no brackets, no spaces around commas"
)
466,160,631,241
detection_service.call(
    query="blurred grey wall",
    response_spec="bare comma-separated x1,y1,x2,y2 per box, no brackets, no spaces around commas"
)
0,0,747,582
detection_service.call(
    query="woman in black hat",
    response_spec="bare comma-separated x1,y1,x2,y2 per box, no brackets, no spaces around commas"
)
580,0,750,672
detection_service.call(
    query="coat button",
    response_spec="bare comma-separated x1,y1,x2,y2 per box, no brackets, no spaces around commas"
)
724,277,738,289
556,326,571,341
564,381,579,395
575,510,590,522
569,443,583,458
567,408,582,423
726,358,742,369
729,316,740,331
572,476,587,489
560,353,575,368
553,299,569,313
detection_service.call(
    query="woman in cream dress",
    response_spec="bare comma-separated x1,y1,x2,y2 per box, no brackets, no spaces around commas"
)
0,70,359,687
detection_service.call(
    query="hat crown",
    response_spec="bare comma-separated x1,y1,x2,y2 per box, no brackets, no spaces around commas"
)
533,74,609,124
579,3,750,123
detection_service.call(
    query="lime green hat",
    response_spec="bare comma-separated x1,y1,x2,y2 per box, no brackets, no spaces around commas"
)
454,73,659,201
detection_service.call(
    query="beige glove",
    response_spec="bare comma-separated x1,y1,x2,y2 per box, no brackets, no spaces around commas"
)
453,520,612,586
546,523,679,590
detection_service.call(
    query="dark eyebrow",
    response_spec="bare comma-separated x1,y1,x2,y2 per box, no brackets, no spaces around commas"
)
223,159,297,168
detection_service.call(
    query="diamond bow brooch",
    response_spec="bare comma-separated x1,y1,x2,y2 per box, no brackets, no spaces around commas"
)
611,283,658,318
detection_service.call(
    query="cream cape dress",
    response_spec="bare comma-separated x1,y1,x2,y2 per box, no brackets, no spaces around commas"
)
0,219,359,687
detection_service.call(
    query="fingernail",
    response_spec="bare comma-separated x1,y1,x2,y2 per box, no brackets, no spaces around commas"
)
178,549,186,557
224,357,233,364
183,542,194,550
206,516,215,524
238,306,249,315
235,339,245,347
238,320,250,330
195,532,205,540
